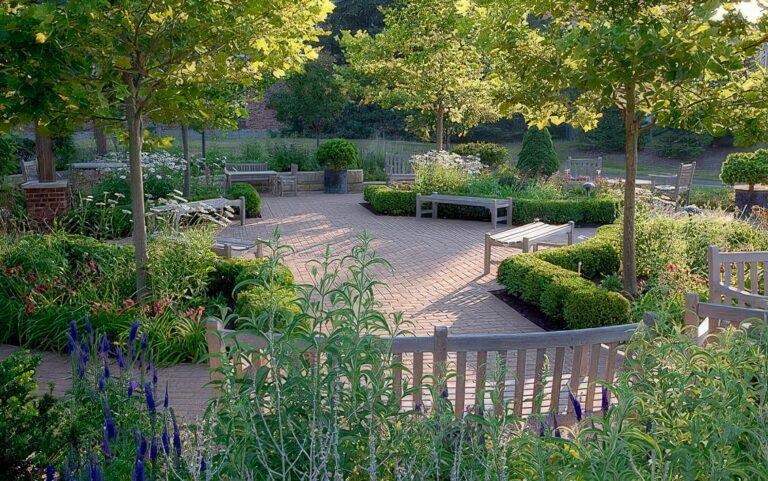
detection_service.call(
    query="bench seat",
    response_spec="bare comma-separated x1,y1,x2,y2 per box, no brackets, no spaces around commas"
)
416,193,513,229
484,220,575,274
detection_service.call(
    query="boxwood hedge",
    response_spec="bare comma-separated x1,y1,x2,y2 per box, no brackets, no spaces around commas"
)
363,185,617,225
497,230,629,329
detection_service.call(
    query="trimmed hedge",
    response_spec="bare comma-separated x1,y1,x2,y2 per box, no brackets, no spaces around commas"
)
510,198,616,225
365,185,417,216
364,185,617,225
497,230,629,329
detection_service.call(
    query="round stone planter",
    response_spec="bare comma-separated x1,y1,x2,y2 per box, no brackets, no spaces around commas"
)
324,169,349,194
734,184,768,216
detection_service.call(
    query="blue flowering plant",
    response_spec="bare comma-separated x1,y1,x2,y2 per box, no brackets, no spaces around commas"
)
44,319,206,481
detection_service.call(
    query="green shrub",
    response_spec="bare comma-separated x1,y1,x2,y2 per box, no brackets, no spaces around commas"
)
562,288,630,329
649,128,712,160
316,138,360,170
147,226,218,300
535,230,620,279
0,134,19,179
453,142,509,168
0,350,58,480
235,284,300,331
53,135,78,169
517,127,559,178
207,256,294,304
225,183,261,217
583,107,626,152
498,253,629,329
365,185,417,216
720,149,768,188
510,198,617,224
689,185,734,209
268,144,317,172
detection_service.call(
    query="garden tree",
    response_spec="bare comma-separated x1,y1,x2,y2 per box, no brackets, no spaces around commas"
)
268,56,348,147
67,0,333,299
482,0,768,295
0,1,90,181
341,0,499,150
153,83,248,198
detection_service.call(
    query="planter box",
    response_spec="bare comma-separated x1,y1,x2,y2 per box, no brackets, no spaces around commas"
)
295,169,363,193
734,184,768,216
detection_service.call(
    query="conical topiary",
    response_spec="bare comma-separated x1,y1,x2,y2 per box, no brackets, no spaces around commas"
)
517,127,560,178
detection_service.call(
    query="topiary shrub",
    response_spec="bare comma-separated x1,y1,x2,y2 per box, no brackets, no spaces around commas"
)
453,142,509,168
517,127,559,178
510,198,617,225
316,138,360,170
720,149,768,190
225,183,261,217
365,185,417,216
535,231,620,280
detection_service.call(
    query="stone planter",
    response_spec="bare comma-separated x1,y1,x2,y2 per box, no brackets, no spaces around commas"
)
324,169,349,194
734,184,768,216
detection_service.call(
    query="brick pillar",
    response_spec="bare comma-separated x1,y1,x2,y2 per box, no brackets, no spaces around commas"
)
22,180,70,226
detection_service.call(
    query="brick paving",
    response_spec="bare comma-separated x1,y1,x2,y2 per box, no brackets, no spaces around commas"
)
1,192,597,420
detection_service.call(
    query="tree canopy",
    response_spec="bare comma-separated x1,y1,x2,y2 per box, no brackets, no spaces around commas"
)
341,0,499,150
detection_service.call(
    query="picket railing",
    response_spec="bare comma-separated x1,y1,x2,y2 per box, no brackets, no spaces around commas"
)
206,320,642,417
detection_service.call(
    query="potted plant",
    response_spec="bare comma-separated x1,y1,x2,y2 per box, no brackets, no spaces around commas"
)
720,149,768,215
316,138,360,194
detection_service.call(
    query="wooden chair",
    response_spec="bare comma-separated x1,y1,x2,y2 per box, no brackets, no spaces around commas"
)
649,162,696,207
566,156,602,181
708,246,768,309
385,153,415,185
20,158,64,182
274,163,299,197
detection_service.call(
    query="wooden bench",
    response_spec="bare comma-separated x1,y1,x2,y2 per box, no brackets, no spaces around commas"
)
683,292,768,345
206,320,643,416
149,196,246,230
416,193,513,229
223,162,277,189
708,246,768,309
483,220,575,274
212,236,264,259
385,153,416,185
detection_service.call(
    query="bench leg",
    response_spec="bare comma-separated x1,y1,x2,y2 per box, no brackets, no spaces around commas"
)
508,198,514,226
491,206,498,229
431,201,438,219
416,194,422,219
567,221,575,245
522,237,530,253
256,242,264,259
484,234,492,275
240,197,246,225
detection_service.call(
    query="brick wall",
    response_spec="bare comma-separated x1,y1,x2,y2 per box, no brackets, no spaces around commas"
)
242,85,285,132
22,181,69,226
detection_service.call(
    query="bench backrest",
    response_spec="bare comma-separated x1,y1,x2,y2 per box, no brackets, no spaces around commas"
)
206,320,641,416
684,292,768,344
567,156,602,180
225,162,268,172
708,246,768,309
385,153,413,175
20,159,38,181
676,162,696,191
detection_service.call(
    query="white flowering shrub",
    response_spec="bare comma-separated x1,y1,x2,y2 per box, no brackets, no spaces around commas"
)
410,150,484,194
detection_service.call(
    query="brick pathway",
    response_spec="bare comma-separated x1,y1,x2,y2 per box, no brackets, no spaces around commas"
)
2,192,596,420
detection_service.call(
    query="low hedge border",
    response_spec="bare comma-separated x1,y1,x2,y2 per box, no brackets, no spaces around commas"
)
363,185,617,225
497,230,628,329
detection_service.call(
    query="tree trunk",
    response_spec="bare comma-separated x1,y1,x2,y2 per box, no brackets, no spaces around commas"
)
126,97,149,301
435,104,445,151
35,123,55,182
201,129,206,159
622,86,639,297
94,123,108,156
182,123,191,199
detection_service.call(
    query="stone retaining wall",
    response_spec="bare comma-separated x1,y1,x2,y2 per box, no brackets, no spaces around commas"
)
297,169,363,193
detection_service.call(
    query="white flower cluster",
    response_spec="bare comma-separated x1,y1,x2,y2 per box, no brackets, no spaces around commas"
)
409,150,484,176
96,151,186,174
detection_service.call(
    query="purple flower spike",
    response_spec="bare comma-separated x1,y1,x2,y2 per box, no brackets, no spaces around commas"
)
132,458,144,481
46,465,56,481
128,322,140,356
128,379,139,398
102,429,112,458
78,359,86,380
441,389,449,399
144,382,156,413
140,333,148,352
414,401,422,412
67,320,78,354
152,369,158,387
89,460,103,481
568,390,583,422
150,436,158,461
98,376,106,392
138,433,147,459
103,361,110,380
163,382,169,409
601,386,610,414
162,423,170,454
104,406,116,440
85,320,94,344
172,418,182,459
200,456,206,473
116,346,125,369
